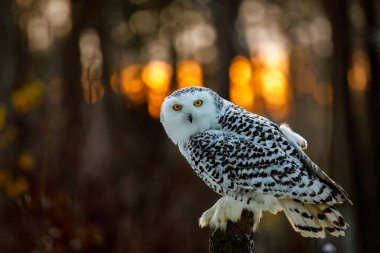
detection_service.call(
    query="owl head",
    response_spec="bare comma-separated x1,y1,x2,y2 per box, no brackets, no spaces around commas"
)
160,87,226,146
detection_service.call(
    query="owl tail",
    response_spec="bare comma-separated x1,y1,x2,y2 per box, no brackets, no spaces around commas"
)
278,198,347,238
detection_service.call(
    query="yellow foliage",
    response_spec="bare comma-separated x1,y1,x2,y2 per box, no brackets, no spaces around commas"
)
11,80,44,113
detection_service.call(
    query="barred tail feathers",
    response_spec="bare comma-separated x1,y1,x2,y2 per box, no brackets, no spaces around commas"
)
279,199,346,238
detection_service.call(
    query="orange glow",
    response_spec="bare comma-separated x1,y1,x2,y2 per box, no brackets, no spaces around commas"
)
110,73,121,94
261,69,288,107
261,68,289,119
142,61,172,91
248,44,290,119
176,59,204,88
119,64,145,104
81,73,104,104
229,56,254,111
348,49,370,92
142,61,172,118
230,56,252,84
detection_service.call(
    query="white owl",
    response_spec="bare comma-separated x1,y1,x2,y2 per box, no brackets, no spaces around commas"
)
160,86,352,238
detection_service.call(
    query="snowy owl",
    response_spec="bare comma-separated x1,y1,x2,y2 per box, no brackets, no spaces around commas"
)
160,86,352,238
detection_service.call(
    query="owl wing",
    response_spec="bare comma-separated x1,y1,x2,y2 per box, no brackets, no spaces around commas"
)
186,130,344,205
218,104,352,205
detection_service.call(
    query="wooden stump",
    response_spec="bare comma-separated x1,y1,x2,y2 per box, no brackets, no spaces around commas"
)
209,211,255,253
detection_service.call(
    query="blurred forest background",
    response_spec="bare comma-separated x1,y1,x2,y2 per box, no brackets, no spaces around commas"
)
0,0,379,252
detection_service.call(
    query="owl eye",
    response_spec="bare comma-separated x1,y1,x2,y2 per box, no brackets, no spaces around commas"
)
193,100,203,107
173,104,182,111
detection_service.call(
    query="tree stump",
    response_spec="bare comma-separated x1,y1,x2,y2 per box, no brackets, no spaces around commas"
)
209,211,255,253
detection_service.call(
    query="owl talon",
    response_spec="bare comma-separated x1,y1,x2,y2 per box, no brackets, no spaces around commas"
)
199,196,244,231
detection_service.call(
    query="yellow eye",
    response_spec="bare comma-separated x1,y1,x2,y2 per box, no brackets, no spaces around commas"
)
173,104,182,111
194,100,203,107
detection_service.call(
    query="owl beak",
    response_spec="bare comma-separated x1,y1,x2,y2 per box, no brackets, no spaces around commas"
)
186,113,193,123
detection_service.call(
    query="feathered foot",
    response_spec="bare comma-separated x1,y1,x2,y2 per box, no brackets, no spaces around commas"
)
199,196,245,231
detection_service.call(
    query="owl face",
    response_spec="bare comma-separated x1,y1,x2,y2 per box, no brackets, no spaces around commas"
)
161,87,221,146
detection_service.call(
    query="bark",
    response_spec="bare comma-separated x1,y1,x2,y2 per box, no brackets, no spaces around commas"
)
209,211,255,253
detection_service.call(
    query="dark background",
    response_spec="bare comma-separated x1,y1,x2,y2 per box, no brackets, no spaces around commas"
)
0,0,379,252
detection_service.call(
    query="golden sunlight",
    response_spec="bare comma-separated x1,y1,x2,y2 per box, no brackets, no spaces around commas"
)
255,44,290,119
176,59,203,88
142,61,172,118
260,69,288,107
120,64,145,104
142,61,172,91
229,56,254,111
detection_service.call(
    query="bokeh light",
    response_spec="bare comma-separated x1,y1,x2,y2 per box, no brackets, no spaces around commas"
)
176,59,204,89
26,17,52,52
120,64,145,105
348,49,370,92
79,29,104,104
229,56,254,111
142,61,172,118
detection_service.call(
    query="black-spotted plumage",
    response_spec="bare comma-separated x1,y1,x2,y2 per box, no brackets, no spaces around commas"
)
186,103,347,206
160,86,352,238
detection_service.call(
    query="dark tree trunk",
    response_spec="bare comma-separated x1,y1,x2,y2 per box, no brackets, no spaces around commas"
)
208,0,239,98
325,0,380,252
209,211,255,253
360,0,380,251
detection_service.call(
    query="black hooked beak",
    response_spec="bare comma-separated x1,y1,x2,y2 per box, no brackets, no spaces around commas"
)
186,113,193,123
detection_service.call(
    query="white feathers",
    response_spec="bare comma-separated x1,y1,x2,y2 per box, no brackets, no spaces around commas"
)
279,199,346,238
199,196,245,231
199,194,281,231
160,88,221,147
280,123,308,149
